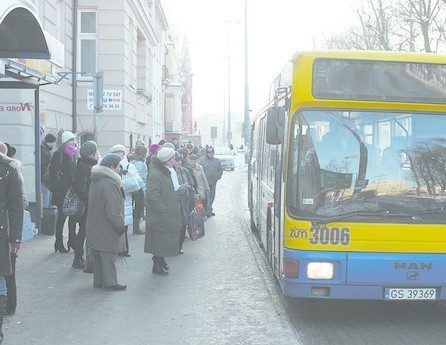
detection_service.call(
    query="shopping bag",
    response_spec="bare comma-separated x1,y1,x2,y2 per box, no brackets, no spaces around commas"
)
194,198,206,215
122,164,141,194
62,187,85,217
188,208,205,241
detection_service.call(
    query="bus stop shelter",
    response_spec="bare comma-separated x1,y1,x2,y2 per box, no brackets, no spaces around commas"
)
0,0,58,232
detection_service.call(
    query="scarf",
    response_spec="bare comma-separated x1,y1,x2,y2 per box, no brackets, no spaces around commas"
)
64,145,78,158
168,167,180,191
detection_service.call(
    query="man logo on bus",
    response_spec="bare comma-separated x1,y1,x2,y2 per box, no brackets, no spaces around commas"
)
407,271,419,280
394,262,432,270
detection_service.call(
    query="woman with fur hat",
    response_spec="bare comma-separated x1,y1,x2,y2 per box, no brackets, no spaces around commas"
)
85,154,126,290
71,141,99,269
144,147,182,275
46,131,78,253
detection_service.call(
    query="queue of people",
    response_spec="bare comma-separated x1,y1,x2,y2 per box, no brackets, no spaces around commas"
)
0,133,225,344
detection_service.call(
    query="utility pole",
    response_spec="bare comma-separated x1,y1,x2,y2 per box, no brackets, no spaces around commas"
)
243,0,250,149
227,20,232,146
93,71,104,142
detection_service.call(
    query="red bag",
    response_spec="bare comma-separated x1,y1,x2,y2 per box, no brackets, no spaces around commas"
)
194,198,206,215
188,208,205,241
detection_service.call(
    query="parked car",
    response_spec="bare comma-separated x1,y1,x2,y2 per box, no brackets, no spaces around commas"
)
213,146,235,171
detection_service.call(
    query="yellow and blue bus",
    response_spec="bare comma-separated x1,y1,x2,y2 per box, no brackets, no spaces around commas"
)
248,50,446,300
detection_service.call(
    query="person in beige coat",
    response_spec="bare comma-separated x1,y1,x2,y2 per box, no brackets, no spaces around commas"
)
85,154,126,291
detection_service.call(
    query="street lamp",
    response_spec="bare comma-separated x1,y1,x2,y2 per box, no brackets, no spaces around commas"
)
226,18,240,147
243,0,250,149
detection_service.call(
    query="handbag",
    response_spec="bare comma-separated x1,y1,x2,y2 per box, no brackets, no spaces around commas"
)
122,164,141,194
43,151,63,192
62,187,85,217
188,207,205,241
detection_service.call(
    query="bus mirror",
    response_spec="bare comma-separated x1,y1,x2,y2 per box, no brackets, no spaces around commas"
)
266,106,284,145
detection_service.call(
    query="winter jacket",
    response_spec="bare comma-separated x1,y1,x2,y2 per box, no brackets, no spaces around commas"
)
0,154,24,276
47,149,76,207
128,154,148,192
190,164,210,200
176,166,195,225
71,157,98,203
144,157,181,235
85,165,125,254
120,157,143,226
40,142,53,181
197,156,223,185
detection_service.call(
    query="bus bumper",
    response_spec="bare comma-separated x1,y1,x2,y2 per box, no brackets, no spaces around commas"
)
283,282,446,300
282,249,446,300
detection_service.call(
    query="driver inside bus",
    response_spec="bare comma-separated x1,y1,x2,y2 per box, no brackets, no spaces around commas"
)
317,121,359,172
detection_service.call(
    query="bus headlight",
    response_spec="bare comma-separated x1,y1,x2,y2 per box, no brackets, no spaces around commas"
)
307,262,334,280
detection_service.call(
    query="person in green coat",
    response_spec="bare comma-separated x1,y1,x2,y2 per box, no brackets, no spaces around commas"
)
144,147,182,275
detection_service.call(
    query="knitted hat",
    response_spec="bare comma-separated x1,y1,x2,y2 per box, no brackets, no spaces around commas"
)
174,151,182,161
61,131,75,144
157,147,175,162
79,141,98,157
109,144,126,154
100,153,122,168
149,143,160,155
5,143,16,158
134,145,148,157
44,133,57,143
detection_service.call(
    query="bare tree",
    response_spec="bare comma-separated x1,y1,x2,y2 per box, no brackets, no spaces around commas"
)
323,0,446,53
324,0,396,51
399,0,443,52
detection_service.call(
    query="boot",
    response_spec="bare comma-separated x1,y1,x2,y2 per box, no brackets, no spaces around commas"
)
152,257,168,275
161,257,169,271
83,248,94,273
132,220,145,234
67,231,76,252
72,254,86,269
152,256,169,271
54,237,68,253
0,294,6,344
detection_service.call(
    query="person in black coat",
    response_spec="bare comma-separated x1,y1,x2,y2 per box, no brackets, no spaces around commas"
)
71,141,99,269
46,131,78,253
40,133,56,207
0,142,24,345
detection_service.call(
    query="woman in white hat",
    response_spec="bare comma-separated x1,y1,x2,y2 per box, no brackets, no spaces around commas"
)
45,131,78,253
144,147,182,275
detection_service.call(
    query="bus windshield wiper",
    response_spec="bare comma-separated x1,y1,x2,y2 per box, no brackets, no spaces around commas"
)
310,210,417,226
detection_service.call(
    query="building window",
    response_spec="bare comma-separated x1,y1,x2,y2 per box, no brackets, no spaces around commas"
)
78,11,97,75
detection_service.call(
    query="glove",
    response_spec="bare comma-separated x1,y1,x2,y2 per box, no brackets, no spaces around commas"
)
10,242,21,254
178,183,190,195
115,226,126,235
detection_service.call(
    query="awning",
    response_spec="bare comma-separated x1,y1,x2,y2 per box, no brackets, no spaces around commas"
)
0,0,50,59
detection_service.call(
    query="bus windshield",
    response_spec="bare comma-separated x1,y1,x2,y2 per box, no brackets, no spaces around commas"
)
287,109,446,222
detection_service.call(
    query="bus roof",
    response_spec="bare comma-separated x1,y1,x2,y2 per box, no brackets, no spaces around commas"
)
292,50,446,64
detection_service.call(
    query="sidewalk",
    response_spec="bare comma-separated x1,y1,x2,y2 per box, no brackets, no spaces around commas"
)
4,171,298,345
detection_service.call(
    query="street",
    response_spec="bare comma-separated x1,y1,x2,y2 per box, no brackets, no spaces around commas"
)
5,154,446,345
3,158,298,345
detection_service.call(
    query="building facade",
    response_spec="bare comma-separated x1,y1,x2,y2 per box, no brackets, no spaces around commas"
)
0,0,185,213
